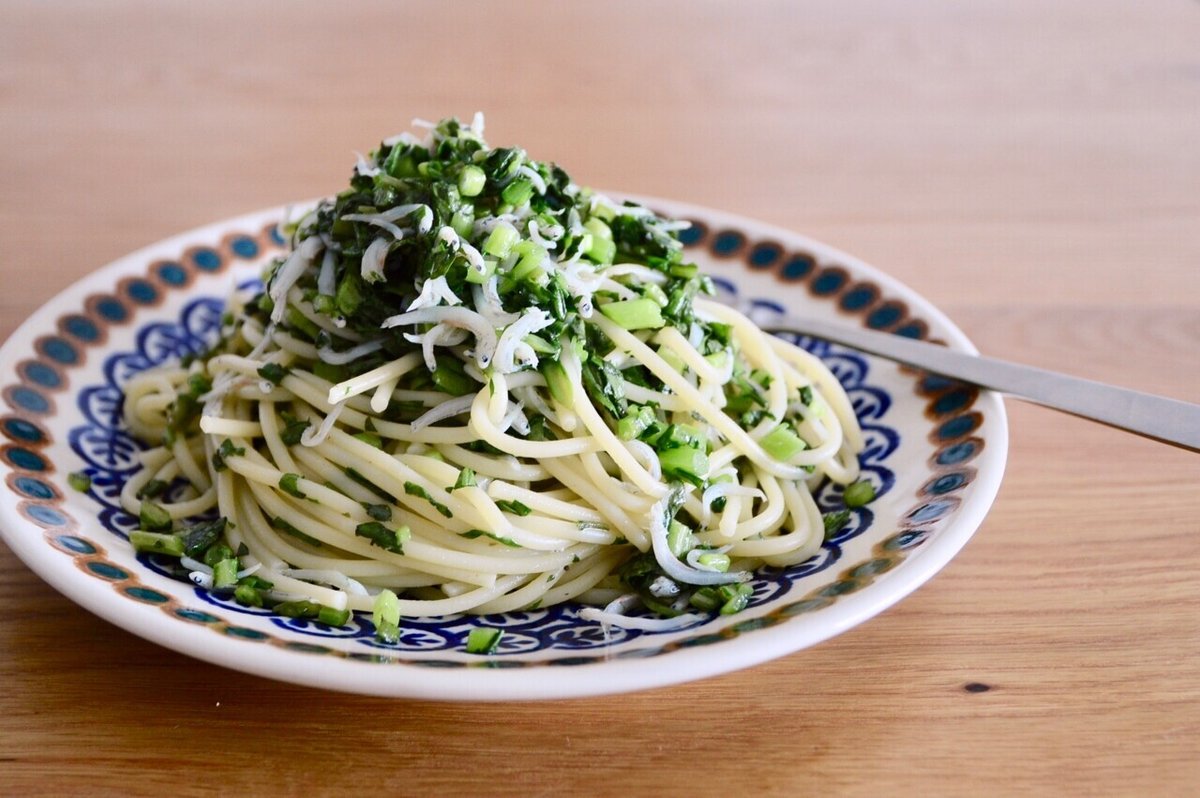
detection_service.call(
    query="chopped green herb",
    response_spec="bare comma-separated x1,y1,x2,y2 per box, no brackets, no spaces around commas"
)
581,355,627,419
403,481,452,518
373,589,401,643
599,297,666,330
212,439,246,472
844,480,876,508
138,501,173,533
363,503,392,522
274,600,350,627
759,425,807,462
345,467,398,503
431,356,476,396
823,510,852,540
658,446,709,487
355,521,410,554
696,551,731,572
279,473,307,499
130,531,184,557
494,499,532,517
271,515,323,548
353,431,384,449
234,583,265,608
203,542,234,567
465,626,503,655
136,479,169,500
540,359,573,407
666,520,694,558
256,362,290,385
280,416,310,446
460,529,520,548
617,404,657,441
457,164,486,197
212,558,239,589
181,517,227,558
449,467,476,492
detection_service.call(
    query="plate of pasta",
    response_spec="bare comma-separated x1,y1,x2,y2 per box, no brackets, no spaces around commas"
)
0,118,1006,700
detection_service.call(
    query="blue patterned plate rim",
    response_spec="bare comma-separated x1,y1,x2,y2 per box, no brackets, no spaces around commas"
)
0,198,1007,700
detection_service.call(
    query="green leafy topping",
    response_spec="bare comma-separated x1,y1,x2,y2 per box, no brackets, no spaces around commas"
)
256,362,290,385
279,473,307,499
67,471,91,492
581,355,627,419
353,431,384,449
403,481,452,518
211,439,245,472
822,510,852,540
460,529,520,548
136,479,169,500
449,467,476,492
355,521,411,554
494,499,532,517
690,583,754,615
346,467,398,503
181,517,227,558
280,415,310,446
363,503,392,522
270,515,323,548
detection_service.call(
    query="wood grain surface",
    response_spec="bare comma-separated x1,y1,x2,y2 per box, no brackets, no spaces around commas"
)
1,1,1197,795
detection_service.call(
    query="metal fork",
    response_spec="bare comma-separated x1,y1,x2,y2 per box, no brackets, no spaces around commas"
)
762,315,1200,453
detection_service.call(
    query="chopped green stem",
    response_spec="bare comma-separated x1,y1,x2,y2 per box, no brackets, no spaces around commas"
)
130,531,185,557
466,627,504,654
844,480,876,508
599,298,665,330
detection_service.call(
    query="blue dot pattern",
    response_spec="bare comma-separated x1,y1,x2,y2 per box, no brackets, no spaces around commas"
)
155,262,188,285
811,269,846,296
7,447,46,471
749,243,781,268
231,236,259,258
14,476,54,499
712,230,745,256
937,441,977,465
3,418,45,443
26,504,67,526
63,315,100,341
57,535,97,555
781,254,815,281
21,362,61,389
125,280,158,304
41,337,78,365
96,297,128,323
9,386,49,413
193,248,221,270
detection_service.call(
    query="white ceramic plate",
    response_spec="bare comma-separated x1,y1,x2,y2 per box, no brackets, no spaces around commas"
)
0,199,1006,700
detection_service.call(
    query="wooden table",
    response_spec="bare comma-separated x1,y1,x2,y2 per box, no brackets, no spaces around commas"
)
2,1,1197,794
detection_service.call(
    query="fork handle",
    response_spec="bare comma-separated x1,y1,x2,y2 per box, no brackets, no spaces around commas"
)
764,316,1200,453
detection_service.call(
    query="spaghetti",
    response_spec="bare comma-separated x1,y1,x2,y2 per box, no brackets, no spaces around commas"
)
121,116,866,635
